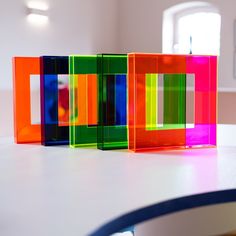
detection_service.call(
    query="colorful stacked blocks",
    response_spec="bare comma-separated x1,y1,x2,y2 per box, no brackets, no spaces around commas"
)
13,53,217,152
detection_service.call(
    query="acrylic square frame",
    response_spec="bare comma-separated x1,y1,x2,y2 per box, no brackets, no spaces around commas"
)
40,56,69,146
128,53,217,152
97,54,128,150
13,57,41,143
69,55,98,147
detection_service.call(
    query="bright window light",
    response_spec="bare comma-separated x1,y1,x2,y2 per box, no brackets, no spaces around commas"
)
175,12,221,55
162,3,221,55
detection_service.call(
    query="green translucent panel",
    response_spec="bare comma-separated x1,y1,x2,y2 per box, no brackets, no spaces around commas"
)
69,55,98,148
97,54,128,150
163,74,186,129
145,74,186,131
146,74,158,130
70,55,97,74
100,54,127,74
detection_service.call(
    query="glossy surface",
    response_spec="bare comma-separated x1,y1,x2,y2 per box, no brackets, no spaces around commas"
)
97,54,127,150
128,54,217,152
0,125,235,236
13,57,41,143
40,56,69,146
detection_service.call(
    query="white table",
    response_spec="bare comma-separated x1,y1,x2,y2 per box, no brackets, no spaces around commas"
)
0,125,236,236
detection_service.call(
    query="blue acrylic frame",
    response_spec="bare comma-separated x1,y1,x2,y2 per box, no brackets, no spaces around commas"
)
40,56,69,146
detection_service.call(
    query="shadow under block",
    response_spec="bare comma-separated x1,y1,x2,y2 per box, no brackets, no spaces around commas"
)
97,54,128,150
128,53,217,152
69,55,98,147
40,56,69,146
13,57,41,143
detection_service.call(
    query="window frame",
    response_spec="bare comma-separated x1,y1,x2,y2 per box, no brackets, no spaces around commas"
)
162,2,221,55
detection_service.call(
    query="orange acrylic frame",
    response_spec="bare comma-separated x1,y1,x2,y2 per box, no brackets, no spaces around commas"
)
13,57,41,143
128,53,217,152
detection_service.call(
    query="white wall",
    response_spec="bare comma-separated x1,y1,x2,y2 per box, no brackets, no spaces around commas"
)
0,0,119,137
118,0,236,91
118,0,163,54
1,0,236,137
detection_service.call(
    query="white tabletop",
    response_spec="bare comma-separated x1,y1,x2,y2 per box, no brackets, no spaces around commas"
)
0,125,236,236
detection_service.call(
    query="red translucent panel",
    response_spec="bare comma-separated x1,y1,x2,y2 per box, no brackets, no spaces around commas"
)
128,53,217,152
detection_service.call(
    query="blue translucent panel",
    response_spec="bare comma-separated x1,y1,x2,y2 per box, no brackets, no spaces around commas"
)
40,56,69,146
44,74,58,125
115,74,127,126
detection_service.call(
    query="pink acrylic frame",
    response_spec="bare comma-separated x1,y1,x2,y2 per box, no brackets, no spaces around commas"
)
128,54,217,152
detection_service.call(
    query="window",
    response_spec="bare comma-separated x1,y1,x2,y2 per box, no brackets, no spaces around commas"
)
163,2,221,55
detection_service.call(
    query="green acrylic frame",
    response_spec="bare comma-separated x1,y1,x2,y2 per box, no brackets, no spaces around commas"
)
69,55,98,147
97,54,128,150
